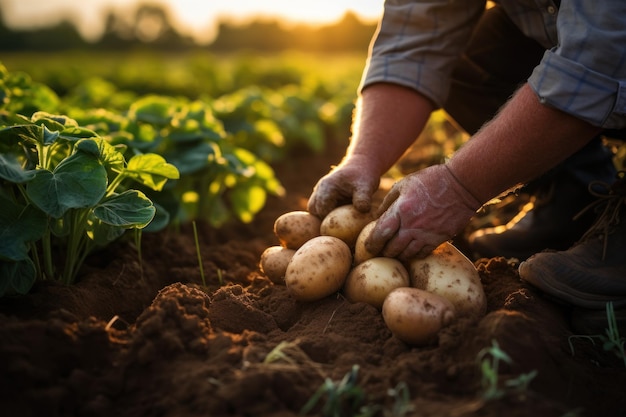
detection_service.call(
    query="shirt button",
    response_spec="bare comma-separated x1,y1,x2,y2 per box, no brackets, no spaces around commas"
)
547,5,556,14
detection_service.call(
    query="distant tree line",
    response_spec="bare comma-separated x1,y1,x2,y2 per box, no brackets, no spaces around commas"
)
0,3,377,52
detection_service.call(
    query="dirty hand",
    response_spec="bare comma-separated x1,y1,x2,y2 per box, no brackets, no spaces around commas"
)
366,164,481,261
307,156,380,218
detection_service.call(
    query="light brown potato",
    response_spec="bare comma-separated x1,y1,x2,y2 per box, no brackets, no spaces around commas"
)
320,204,374,248
408,242,486,319
382,287,456,346
259,246,296,284
353,220,378,265
285,236,352,302
343,257,409,310
273,211,321,249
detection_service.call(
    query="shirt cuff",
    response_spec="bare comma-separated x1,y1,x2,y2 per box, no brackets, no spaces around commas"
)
359,55,450,109
528,50,626,129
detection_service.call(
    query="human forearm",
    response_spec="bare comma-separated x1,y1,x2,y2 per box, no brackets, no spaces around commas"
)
447,83,601,204
307,83,434,217
343,83,435,176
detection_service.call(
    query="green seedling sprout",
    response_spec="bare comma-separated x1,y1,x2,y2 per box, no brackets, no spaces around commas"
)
568,302,626,367
300,365,377,417
385,382,414,417
263,340,299,365
192,220,206,287
477,339,537,401
216,268,224,286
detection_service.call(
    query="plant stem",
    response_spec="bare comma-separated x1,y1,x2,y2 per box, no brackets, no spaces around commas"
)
62,209,89,284
41,226,54,280
192,221,206,287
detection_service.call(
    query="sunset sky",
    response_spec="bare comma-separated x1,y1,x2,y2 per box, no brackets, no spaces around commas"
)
0,0,383,44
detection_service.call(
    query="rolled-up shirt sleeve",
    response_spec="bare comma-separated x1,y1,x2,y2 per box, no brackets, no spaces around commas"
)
359,0,485,108
528,0,626,129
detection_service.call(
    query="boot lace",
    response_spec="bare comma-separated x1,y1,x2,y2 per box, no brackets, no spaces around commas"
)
574,171,626,260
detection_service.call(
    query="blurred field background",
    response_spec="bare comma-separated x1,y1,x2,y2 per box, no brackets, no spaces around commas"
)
0,1,469,174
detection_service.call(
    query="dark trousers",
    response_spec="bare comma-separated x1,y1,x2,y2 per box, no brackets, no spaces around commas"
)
443,5,618,187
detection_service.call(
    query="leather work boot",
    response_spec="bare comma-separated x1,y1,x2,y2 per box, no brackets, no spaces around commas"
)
467,175,597,260
519,172,626,334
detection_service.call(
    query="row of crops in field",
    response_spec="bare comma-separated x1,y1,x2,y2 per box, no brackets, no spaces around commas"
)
0,50,367,295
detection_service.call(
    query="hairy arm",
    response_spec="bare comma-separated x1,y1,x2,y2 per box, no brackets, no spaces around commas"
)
345,82,435,175
447,83,601,203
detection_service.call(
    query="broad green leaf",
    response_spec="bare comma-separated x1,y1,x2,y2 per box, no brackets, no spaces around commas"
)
0,154,36,183
93,190,155,228
74,138,101,157
0,259,36,296
26,151,107,218
87,217,126,246
253,119,284,147
128,95,175,125
229,184,266,223
59,126,99,142
125,153,180,191
0,124,41,146
0,112,30,127
31,112,78,128
123,121,160,151
95,137,125,173
41,125,60,145
142,202,171,232
165,142,219,175
0,196,47,261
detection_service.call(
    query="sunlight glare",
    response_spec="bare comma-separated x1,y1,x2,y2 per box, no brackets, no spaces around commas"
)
0,0,383,43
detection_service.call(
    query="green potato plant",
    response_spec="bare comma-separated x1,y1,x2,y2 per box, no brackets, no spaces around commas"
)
92,94,285,227
0,111,179,294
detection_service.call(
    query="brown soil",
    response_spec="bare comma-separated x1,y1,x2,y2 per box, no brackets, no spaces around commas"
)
1,139,625,417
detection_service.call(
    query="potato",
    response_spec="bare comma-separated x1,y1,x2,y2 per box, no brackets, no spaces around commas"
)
259,246,295,284
320,204,374,248
274,210,321,249
343,257,409,309
353,220,378,265
285,236,352,302
382,287,456,346
408,242,486,319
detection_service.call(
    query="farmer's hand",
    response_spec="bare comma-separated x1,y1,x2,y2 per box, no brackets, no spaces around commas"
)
308,155,380,218
366,164,481,261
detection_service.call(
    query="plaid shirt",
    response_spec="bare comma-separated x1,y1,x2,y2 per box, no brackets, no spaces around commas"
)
360,0,626,129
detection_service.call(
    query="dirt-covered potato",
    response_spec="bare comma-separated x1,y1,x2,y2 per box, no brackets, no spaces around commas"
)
353,220,378,265
320,204,374,248
285,236,352,302
382,287,456,346
259,246,296,284
343,257,409,309
273,210,321,249
408,242,486,319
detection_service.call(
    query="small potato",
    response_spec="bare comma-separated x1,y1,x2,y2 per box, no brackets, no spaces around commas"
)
408,242,486,319
285,236,352,302
353,220,378,265
320,205,374,248
343,257,409,309
274,211,321,249
259,246,296,284
382,287,456,346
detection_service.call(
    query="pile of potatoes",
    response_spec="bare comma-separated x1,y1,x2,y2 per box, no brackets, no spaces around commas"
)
259,205,487,346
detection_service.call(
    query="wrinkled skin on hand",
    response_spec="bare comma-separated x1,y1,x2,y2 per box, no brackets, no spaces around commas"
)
365,164,481,261
307,158,380,218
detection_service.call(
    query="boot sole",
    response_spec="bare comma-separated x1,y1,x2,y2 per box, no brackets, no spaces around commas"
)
519,261,626,310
